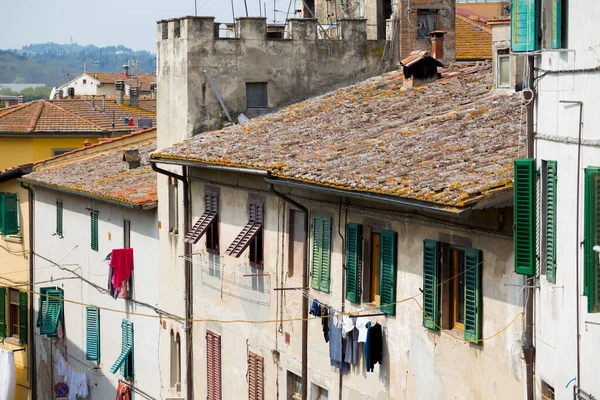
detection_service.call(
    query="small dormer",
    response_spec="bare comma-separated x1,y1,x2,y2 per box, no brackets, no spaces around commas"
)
400,51,443,87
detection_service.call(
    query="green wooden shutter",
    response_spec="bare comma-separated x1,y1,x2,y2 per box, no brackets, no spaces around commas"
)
310,215,323,290
345,223,362,303
19,290,27,344
126,321,134,380
41,289,62,335
584,167,600,313
464,248,482,342
319,216,332,293
422,240,440,330
511,0,539,52
380,231,397,315
111,319,133,375
0,193,5,234
56,201,63,237
0,287,5,338
546,161,557,283
91,211,98,251
3,194,18,235
551,0,562,49
514,158,537,276
86,307,100,361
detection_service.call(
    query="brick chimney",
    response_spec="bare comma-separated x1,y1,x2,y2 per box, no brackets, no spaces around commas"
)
129,86,140,108
115,80,125,105
429,30,447,62
17,95,24,104
67,87,75,99
123,65,129,78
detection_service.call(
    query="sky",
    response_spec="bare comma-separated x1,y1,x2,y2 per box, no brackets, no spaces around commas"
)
2,0,296,52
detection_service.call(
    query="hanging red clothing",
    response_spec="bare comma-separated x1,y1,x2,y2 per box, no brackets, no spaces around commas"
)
110,248,134,292
115,382,130,400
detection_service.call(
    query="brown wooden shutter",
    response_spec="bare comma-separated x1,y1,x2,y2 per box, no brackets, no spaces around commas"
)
225,200,264,258
248,352,264,400
207,330,222,400
184,193,218,244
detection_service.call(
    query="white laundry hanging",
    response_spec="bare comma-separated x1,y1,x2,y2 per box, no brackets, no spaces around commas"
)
0,349,16,400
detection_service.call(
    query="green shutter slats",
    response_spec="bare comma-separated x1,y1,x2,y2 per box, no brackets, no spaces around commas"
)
86,307,100,361
127,321,134,380
546,161,557,283
19,290,27,344
422,240,440,330
379,230,397,315
464,248,482,342
310,216,323,290
551,0,562,49
511,0,539,52
41,289,62,335
345,223,362,303
91,211,99,251
3,194,18,235
0,194,5,234
514,158,537,276
56,201,63,237
584,168,600,313
319,216,332,293
111,319,133,375
0,287,5,338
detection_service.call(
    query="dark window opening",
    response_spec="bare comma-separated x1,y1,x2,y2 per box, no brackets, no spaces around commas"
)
9,289,19,338
83,79,87,84
449,248,466,329
288,210,306,278
249,231,264,268
174,20,181,38
541,380,555,399
162,23,168,39
417,10,438,41
246,83,268,109
303,0,315,17
124,220,130,248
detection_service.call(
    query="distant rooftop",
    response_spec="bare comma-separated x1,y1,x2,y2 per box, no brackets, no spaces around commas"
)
0,83,46,91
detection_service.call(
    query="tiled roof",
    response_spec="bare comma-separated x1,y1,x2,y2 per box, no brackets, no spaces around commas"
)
90,73,156,91
152,64,525,208
456,10,493,61
22,129,157,207
0,99,156,134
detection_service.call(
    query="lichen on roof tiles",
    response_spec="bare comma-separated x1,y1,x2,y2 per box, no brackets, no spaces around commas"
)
153,64,525,207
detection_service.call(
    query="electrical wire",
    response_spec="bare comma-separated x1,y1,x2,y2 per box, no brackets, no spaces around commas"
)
533,373,554,400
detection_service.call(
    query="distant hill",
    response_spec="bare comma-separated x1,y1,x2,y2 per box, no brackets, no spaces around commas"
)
0,43,156,88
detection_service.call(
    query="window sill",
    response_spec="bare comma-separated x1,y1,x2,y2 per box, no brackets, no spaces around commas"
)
4,336,23,346
3,235,23,244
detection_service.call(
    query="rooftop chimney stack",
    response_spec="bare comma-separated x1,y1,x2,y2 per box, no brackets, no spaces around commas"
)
430,30,447,62
129,86,140,108
115,80,125,105
123,65,129,78
67,87,75,99
55,90,63,100
17,95,24,104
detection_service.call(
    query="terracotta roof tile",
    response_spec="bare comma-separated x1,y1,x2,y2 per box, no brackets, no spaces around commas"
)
152,64,525,208
456,12,493,61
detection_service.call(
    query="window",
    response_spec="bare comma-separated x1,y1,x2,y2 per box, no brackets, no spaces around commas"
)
0,193,19,235
542,160,557,283
311,384,328,400
90,210,99,251
184,191,219,254
110,320,134,381
174,20,181,38
56,200,63,237
511,0,539,52
288,210,306,278
303,0,315,17
310,215,332,293
247,351,264,400
246,83,268,109
206,330,222,400
168,178,179,234
541,380,555,399
170,330,181,390
83,79,87,84
422,240,483,342
417,10,438,41
39,287,64,338
584,167,600,313
123,220,130,248
514,158,536,275
162,23,169,39
85,307,100,361
287,372,302,400
497,50,510,88
9,289,19,338
225,199,264,266
51,148,76,156
0,288,27,343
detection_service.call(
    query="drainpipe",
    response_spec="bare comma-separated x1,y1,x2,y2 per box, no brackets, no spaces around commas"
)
522,54,536,400
559,100,584,390
267,184,309,400
150,162,193,400
20,181,37,400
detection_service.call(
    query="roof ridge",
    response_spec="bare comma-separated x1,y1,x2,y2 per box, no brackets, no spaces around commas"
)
457,14,493,34
27,101,45,132
0,101,32,119
44,100,105,131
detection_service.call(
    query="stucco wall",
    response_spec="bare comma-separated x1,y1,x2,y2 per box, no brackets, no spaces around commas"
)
32,188,161,400
185,169,524,400
534,2,600,397
156,16,386,145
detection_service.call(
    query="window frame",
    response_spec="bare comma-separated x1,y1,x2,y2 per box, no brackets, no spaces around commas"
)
246,82,269,109
0,193,19,235
168,177,179,234
449,247,466,331
288,209,306,278
497,52,510,88
8,289,20,339
56,200,63,237
416,9,438,41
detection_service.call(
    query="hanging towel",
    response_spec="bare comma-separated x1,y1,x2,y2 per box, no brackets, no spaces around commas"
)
55,349,66,376
0,349,16,400
355,317,369,343
365,323,383,372
115,382,131,400
329,312,344,369
110,248,134,297
65,365,89,400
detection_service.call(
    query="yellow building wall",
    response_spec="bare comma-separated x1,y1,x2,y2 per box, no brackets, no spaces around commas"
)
0,181,31,400
0,137,100,171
